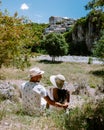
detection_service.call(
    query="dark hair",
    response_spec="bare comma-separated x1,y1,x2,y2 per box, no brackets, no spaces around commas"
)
54,89,69,104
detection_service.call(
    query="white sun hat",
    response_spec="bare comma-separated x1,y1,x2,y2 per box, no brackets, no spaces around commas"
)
50,74,65,88
29,67,44,78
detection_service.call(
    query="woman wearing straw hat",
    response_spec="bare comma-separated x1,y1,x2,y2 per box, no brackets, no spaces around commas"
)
21,67,68,116
46,74,70,109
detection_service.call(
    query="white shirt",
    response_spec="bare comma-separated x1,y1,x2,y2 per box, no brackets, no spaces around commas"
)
21,81,47,115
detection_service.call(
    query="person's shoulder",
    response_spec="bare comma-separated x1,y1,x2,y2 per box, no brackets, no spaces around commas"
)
21,81,29,89
37,84,46,90
33,83,47,97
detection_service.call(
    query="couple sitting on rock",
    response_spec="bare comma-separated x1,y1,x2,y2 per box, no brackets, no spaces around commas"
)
21,67,70,116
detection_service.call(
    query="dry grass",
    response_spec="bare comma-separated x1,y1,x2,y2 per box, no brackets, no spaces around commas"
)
0,60,103,87
0,59,104,130
0,101,59,130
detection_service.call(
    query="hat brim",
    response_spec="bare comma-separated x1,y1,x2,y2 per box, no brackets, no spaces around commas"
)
50,75,57,87
39,71,44,75
29,70,44,78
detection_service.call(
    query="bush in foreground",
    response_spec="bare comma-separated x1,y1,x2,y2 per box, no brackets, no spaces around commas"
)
51,99,104,130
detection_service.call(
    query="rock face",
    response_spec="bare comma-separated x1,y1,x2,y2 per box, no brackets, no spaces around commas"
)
72,10,104,52
0,80,21,101
0,81,14,99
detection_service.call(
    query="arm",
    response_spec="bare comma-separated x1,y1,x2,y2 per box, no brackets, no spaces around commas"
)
66,90,70,102
44,95,68,109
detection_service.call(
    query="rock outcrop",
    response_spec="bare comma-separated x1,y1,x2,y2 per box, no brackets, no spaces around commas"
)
0,80,21,101
72,10,104,52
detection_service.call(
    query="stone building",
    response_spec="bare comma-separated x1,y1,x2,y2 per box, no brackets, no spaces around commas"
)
44,16,76,34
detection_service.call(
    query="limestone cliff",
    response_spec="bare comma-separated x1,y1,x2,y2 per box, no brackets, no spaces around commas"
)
72,10,104,52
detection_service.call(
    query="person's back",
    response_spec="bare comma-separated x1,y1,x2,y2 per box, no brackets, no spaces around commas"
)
47,87,70,110
21,81,45,115
46,74,70,110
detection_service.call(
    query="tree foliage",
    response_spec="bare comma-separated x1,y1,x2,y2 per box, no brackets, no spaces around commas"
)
30,23,48,53
0,10,34,69
85,0,104,10
93,30,104,61
42,33,68,61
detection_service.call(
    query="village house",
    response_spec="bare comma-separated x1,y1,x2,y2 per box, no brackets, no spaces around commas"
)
44,16,76,34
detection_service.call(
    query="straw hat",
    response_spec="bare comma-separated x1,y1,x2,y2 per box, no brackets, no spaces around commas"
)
29,67,44,78
50,74,65,88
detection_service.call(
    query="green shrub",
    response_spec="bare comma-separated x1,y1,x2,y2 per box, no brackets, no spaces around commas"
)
0,101,6,121
88,57,93,64
51,99,104,130
65,99,104,130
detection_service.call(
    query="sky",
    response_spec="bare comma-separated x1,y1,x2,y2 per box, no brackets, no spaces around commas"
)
0,0,91,23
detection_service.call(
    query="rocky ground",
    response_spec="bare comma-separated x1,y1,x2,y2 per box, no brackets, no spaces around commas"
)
0,79,104,109
0,79,104,130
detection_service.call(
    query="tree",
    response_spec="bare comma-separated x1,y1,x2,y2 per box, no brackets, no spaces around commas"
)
43,33,68,62
85,0,104,10
93,30,104,61
29,23,48,53
0,10,34,69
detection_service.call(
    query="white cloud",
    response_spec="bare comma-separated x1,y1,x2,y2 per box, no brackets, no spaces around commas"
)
20,3,29,10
